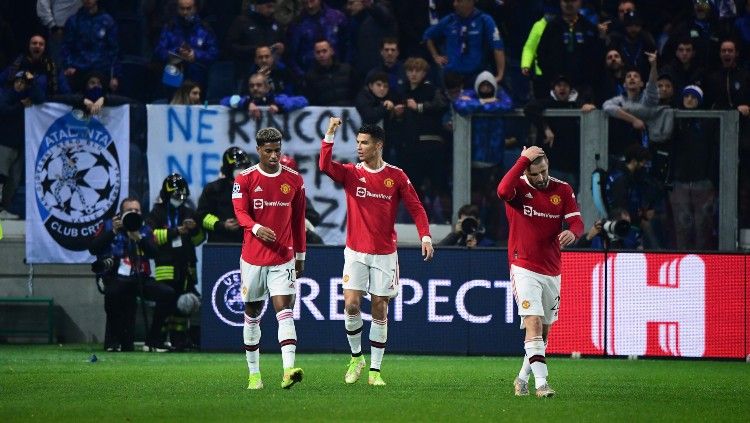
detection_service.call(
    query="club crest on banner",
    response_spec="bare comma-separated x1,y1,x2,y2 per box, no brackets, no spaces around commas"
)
33,112,121,251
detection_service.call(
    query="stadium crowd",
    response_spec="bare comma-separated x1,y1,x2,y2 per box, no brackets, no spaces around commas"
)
1,0,749,251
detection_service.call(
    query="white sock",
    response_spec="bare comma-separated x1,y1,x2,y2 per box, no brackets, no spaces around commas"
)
518,354,531,382
243,313,261,374
369,318,388,371
345,312,363,356
524,336,548,388
276,309,297,369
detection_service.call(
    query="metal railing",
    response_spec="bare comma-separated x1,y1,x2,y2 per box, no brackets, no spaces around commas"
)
452,109,739,250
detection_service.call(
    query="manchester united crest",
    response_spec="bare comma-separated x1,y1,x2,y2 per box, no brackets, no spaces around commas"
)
522,300,531,309
550,194,561,205
384,178,394,188
280,183,291,194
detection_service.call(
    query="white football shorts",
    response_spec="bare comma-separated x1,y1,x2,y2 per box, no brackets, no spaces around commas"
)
511,264,561,328
240,257,296,302
342,247,399,298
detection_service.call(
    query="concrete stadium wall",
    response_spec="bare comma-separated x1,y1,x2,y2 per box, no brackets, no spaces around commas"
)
0,236,105,343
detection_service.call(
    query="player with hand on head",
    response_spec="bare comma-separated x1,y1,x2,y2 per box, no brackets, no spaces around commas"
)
320,117,434,386
497,145,584,398
232,128,306,390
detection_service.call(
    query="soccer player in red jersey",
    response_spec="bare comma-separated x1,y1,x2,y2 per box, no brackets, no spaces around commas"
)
232,127,306,390
320,117,434,386
497,145,584,398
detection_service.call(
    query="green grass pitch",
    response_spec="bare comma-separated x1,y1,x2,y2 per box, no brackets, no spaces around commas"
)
1,345,749,422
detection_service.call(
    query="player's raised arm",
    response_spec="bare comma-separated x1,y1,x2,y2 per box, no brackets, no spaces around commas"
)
497,146,544,201
319,116,347,183
292,179,307,276
400,175,434,261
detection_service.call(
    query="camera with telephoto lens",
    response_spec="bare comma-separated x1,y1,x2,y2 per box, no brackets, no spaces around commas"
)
120,210,144,232
461,216,479,235
601,219,631,240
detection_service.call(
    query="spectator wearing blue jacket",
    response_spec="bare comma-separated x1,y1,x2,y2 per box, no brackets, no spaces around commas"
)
423,0,506,86
60,0,120,92
155,0,219,90
221,73,307,120
1,34,70,98
286,0,347,78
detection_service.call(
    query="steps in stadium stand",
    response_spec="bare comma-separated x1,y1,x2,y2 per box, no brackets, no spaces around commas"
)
1,219,24,239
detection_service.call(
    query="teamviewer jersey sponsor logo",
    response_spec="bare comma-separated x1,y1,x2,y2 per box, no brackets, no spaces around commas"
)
523,205,560,219
254,198,291,209
356,186,392,200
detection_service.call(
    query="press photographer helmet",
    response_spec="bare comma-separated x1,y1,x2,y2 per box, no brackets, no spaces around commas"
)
601,219,631,240
160,173,189,207
221,147,252,178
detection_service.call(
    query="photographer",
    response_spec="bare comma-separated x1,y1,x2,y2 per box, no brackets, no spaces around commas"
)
438,204,495,248
89,197,176,352
574,208,642,250
147,174,203,351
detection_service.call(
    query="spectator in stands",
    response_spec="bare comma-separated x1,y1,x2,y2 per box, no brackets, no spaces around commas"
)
36,0,82,62
365,37,406,96
663,0,722,70
1,34,69,98
89,197,176,352
423,0,506,86
734,0,750,66
51,71,130,116
222,73,308,119
438,204,495,248
154,0,219,90
607,11,657,81
402,57,449,220
248,45,296,95
536,0,603,100
659,38,705,96
0,14,15,70
704,38,750,228
225,0,285,81
656,73,676,107
274,0,303,28
603,52,673,158
355,71,405,163
595,49,626,106
574,207,643,250
524,74,596,193
441,72,464,133
521,2,558,100
607,144,665,249
170,79,201,105
597,0,635,42
393,0,452,59
303,39,353,106
454,70,512,169
0,71,44,220
345,0,397,88
670,84,718,250
60,0,120,92
286,0,347,78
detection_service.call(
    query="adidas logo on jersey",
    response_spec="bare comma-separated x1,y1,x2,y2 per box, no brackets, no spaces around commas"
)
525,193,533,199
254,186,263,192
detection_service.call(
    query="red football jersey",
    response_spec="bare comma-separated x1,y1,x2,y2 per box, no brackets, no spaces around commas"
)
232,164,306,266
319,139,431,254
497,156,584,276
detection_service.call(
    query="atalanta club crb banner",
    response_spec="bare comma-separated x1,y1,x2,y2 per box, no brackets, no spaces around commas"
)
146,105,360,245
25,103,130,263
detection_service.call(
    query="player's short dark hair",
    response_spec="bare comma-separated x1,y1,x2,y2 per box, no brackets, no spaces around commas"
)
256,127,283,145
358,124,385,143
367,71,389,85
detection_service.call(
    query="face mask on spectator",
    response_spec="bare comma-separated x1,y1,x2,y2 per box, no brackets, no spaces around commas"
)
170,198,185,207
85,86,103,102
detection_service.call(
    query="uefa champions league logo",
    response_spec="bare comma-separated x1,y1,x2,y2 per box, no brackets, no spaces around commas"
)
34,112,121,250
211,270,267,327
